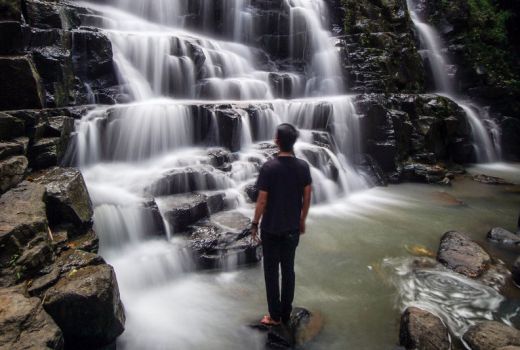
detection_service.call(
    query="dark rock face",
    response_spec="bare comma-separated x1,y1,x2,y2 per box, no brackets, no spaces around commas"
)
43,264,125,349
0,181,48,272
0,56,45,110
487,227,520,246
463,321,520,350
35,167,93,232
339,0,426,93
437,231,491,278
354,94,473,174
249,307,323,348
512,257,520,286
0,155,28,194
399,307,450,350
0,288,64,350
187,211,261,269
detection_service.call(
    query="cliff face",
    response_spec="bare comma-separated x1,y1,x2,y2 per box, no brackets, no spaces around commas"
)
0,2,125,349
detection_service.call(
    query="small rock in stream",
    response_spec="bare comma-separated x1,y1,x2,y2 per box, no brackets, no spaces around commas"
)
487,227,520,246
437,231,491,278
399,307,450,350
249,307,323,348
472,174,514,186
463,321,520,350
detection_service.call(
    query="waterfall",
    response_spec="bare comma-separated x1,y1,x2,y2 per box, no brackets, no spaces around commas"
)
406,0,500,163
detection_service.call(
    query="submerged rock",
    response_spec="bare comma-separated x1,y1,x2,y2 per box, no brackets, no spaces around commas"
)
43,264,125,349
0,288,64,350
437,231,491,278
463,321,520,350
472,174,514,186
399,307,450,350
249,307,323,348
487,227,520,246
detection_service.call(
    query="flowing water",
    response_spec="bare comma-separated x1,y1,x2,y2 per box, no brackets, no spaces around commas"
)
406,0,501,163
65,0,520,348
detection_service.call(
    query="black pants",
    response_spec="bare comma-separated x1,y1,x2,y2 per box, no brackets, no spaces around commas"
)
261,230,300,323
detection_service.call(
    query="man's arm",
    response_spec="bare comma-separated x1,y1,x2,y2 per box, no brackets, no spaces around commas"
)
251,190,268,241
300,185,312,234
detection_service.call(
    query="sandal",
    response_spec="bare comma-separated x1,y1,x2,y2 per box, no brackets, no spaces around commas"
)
260,315,281,326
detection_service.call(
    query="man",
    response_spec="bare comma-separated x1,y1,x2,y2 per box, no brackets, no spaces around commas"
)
251,123,312,326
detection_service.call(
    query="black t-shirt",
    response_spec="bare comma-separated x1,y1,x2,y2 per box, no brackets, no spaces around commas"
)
256,156,312,233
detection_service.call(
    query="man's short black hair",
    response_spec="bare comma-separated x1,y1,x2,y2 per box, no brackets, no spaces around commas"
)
276,123,299,152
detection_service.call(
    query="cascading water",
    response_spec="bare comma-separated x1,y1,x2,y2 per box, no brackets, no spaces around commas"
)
67,1,367,348
406,0,501,163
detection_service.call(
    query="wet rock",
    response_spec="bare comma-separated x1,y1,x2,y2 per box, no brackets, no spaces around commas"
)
0,181,48,269
35,167,93,233
139,199,167,237
0,288,64,350
249,307,323,348
0,21,23,54
24,0,63,29
0,137,29,160
67,228,99,253
0,155,28,194
400,163,447,184
188,211,261,269
437,231,491,278
28,137,62,170
512,257,520,286
472,174,514,186
147,165,224,196
463,321,520,350
355,154,388,186
0,56,45,110
399,307,450,350
54,249,104,274
0,112,25,140
72,28,118,92
43,264,125,349
16,236,54,273
158,193,212,233
487,227,520,246
245,184,259,202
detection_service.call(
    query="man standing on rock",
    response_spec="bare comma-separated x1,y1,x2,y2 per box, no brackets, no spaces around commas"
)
251,123,312,326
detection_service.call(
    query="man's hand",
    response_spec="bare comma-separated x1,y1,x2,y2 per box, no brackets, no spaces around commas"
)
251,226,261,243
299,218,306,235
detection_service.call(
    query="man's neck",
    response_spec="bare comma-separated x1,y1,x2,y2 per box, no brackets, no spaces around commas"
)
278,151,294,157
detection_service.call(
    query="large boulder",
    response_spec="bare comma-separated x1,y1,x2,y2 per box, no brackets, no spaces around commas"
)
0,56,45,110
0,288,64,350
0,155,28,194
187,211,262,269
35,167,93,233
437,231,491,278
43,264,125,349
463,321,520,350
0,181,48,269
399,307,450,350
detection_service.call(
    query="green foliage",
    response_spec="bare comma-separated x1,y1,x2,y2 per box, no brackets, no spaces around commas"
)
463,0,518,88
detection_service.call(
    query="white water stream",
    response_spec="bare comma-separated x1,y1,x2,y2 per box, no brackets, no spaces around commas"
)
406,0,501,163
